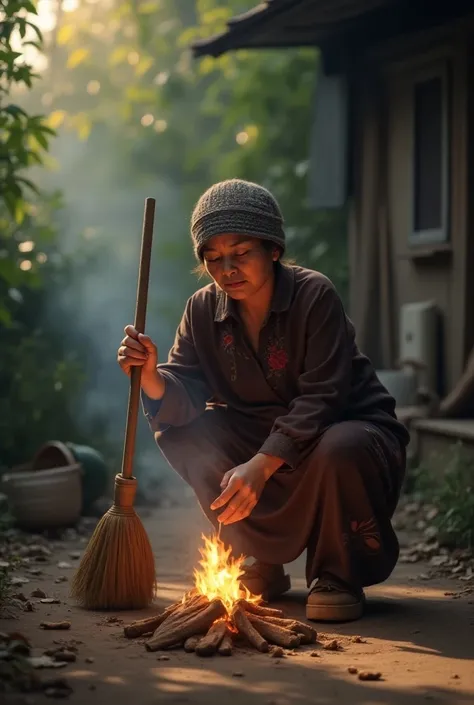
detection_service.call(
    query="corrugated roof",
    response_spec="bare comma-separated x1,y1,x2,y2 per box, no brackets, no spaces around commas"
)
191,0,397,57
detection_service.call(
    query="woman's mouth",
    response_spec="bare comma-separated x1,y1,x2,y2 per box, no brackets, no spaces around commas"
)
225,281,245,290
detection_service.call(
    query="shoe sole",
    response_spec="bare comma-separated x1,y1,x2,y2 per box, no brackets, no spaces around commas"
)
305,600,364,622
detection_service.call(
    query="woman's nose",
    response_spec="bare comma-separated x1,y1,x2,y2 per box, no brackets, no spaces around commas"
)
221,256,237,276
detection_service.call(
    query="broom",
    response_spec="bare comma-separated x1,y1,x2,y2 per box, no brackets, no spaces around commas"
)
71,198,157,610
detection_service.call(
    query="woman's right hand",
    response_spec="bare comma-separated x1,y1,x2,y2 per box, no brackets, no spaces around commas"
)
117,325,158,379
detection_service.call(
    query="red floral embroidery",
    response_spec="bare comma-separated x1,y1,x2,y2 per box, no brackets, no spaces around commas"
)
267,345,288,371
350,518,381,553
223,334,234,349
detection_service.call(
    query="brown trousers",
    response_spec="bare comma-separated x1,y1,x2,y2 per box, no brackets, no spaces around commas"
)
156,410,406,590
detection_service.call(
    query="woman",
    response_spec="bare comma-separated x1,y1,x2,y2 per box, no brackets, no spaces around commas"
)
117,179,409,623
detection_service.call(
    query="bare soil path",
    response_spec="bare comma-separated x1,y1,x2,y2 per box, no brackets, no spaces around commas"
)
2,503,474,705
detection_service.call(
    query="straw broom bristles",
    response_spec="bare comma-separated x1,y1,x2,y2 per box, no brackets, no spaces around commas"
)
71,474,156,610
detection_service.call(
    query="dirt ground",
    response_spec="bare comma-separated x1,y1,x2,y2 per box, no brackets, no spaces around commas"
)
2,501,474,705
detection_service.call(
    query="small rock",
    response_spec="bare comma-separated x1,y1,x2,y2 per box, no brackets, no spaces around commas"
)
157,655,170,661
28,568,43,576
89,684,97,691
105,616,120,624
426,507,439,521
29,655,68,669
232,671,244,678
405,502,420,514
52,639,82,649
23,601,34,612
351,636,366,643
451,674,460,679
430,555,449,567
34,554,50,563
40,621,71,630
63,528,78,541
11,576,30,586
323,639,341,651
69,551,81,560
40,598,60,605
54,576,68,584
42,677,73,698
55,649,76,663
424,526,438,541
0,560,10,569
348,667,358,674
85,656,94,664
310,651,320,657
19,545,52,559
13,592,28,602
270,646,284,658
31,589,47,599
358,671,382,681
8,638,31,656
57,562,72,570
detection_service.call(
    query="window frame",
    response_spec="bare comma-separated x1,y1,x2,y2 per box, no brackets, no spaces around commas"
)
409,60,450,246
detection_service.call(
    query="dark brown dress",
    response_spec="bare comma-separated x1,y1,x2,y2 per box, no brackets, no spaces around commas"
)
142,264,409,590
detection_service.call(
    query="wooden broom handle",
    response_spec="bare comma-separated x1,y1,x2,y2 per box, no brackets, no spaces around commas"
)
121,197,156,479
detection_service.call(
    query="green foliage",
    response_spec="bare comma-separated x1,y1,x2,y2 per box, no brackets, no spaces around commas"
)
413,443,474,549
0,1,55,225
0,3,102,468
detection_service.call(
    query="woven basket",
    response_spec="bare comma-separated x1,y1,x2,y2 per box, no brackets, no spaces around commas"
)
1,463,82,530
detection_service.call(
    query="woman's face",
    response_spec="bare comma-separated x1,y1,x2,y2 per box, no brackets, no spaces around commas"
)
202,234,280,300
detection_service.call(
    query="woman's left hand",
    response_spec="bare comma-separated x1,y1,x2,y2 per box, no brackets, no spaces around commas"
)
210,455,270,525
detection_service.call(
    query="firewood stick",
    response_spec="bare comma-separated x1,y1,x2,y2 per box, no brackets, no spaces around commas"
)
145,599,225,651
195,619,228,657
238,600,284,618
157,595,209,631
184,635,201,653
123,595,204,638
232,604,269,653
247,614,301,648
124,610,171,639
218,631,233,656
263,616,317,644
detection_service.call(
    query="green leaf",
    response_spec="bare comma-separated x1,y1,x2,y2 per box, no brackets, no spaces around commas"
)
25,20,43,42
14,200,26,225
23,1,38,15
33,131,48,150
0,306,12,327
16,177,39,194
4,104,28,118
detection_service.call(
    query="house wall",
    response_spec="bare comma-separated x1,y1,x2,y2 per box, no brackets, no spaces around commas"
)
354,21,474,396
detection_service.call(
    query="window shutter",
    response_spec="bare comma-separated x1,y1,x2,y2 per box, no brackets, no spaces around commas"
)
308,64,348,209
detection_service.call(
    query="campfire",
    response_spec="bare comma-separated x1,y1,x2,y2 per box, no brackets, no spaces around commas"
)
123,532,317,657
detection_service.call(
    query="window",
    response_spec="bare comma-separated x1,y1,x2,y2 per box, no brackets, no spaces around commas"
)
410,63,449,244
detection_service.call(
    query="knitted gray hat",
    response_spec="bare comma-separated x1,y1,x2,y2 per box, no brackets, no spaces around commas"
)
191,178,285,260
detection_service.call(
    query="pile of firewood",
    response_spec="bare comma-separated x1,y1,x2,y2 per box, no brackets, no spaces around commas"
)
123,593,317,657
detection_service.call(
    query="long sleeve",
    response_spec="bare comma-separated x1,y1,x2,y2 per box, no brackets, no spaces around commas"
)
258,282,352,468
142,297,211,432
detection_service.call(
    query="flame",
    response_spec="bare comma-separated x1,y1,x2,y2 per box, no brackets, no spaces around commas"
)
193,533,261,614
